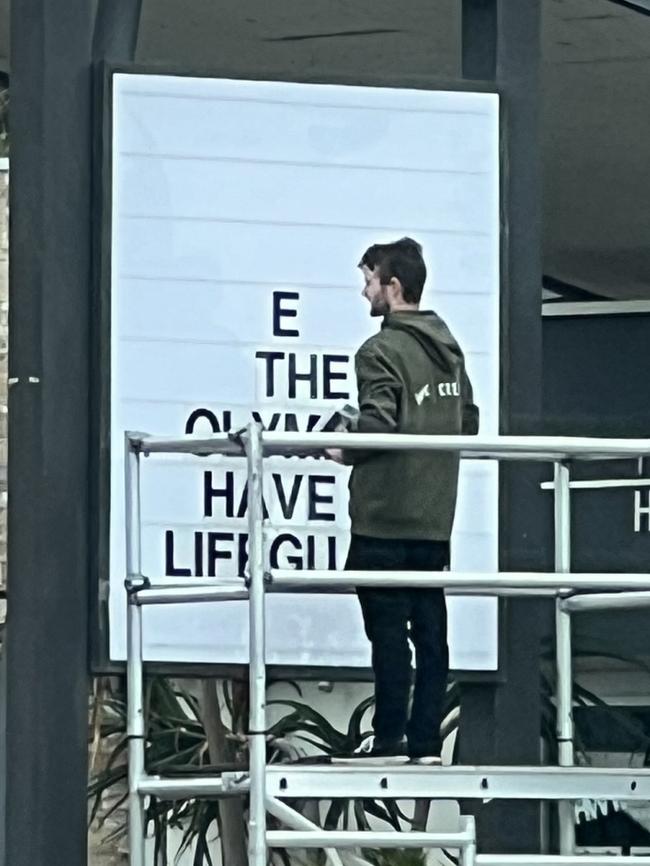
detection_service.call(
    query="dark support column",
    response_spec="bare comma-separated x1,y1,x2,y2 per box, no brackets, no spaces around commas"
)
93,0,143,61
4,3,141,865
462,0,497,80
5,3,94,864
496,0,543,435
460,0,547,854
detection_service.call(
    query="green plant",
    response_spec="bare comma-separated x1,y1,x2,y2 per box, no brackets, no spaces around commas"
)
89,656,650,864
266,684,460,835
540,646,650,763
89,677,219,863
89,677,459,864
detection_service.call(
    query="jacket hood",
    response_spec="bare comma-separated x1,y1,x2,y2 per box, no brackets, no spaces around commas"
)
381,310,464,374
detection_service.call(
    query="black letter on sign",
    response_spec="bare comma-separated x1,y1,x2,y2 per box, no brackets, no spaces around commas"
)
308,475,336,521
270,533,303,569
236,483,270,520
165,530,191,576
323,354,350,400
256,351,285,398
204,470,235,518
252,411,281,431
272,473,304,520
207,532,234,577
238,533,249,577
273,291,300,337
288,353,317,399
185,407,227,434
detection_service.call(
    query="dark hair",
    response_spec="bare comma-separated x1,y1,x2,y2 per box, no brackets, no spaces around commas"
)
359,237,426,304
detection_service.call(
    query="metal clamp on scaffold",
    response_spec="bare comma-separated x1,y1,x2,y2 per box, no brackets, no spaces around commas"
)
220,772,251,795
124,575,151,596
244,571,273,590
227,426,250,452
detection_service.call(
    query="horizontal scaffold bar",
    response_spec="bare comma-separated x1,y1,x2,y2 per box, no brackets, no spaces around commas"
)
477,858,650,866
266,829,473,849
127,430,650,461
137,766,650,802
128,574,650,606
541,477,650,490
271,570,650,592
263,432,650,461
561,591,650,613
138,776,233,798
127,431,243,456
264,765,650,801
134,586,249,605
132,584,565,604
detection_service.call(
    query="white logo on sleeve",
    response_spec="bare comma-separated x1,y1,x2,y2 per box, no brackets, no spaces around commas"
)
438,381,461,398
414,384,431,405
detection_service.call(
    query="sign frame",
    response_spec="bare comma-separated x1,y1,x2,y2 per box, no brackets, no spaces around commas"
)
91,62,508,680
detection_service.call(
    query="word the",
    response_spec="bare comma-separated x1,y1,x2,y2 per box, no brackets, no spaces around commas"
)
255,350,350,400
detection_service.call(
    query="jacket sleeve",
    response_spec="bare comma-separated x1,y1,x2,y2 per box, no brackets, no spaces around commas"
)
343,345,401,465
461,368,480,435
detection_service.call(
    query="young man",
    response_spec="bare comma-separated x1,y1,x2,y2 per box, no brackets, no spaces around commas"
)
329,237,479,764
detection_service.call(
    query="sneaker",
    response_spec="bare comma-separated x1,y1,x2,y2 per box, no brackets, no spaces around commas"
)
332,735,409,765
409,753,442,766
408,743,442,765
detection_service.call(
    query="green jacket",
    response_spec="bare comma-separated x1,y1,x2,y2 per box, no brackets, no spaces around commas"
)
345,310,479,541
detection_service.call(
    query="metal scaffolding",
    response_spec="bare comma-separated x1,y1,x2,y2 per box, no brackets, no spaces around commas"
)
123,425,650,866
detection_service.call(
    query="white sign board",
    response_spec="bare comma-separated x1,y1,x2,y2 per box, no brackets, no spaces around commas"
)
109,73,500,670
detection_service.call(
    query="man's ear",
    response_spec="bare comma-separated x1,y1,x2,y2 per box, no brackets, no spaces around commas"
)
387,276,405,304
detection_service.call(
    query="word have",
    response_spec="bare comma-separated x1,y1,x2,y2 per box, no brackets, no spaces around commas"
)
203,470,336,521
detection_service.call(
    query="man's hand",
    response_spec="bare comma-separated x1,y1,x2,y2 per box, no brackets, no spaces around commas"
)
325,448,345,465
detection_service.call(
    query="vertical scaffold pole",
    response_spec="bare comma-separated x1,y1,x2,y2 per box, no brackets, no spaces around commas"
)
554,460,575,854
463,816,477,866
244,422,267,866
125,436,146,866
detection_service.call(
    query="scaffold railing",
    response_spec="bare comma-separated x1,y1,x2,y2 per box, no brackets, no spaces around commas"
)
123,425,650,866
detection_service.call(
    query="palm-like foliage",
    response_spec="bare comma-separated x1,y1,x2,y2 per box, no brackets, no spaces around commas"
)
266,684,459,836
89,678,218,862
540,646,650,763
89,677,460,863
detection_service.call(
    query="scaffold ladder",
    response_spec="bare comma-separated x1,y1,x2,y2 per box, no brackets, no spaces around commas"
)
123,424,650,866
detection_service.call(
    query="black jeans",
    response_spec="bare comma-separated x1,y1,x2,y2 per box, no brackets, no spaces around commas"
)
346,533,449,755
